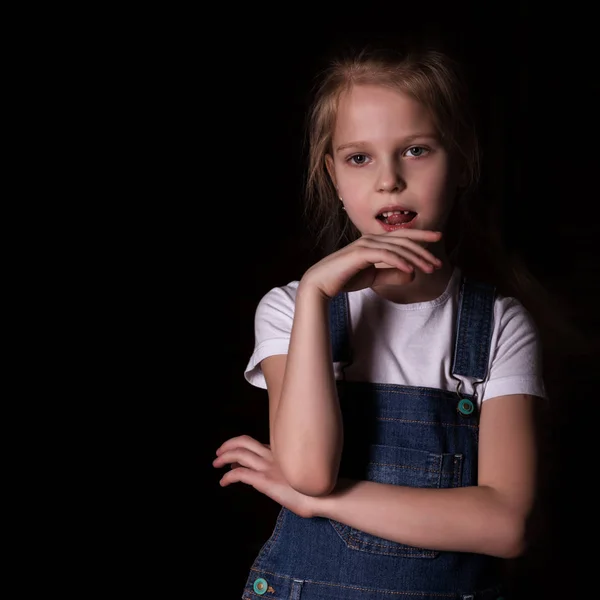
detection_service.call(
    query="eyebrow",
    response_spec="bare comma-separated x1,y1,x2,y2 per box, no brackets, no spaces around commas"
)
335,134,439,153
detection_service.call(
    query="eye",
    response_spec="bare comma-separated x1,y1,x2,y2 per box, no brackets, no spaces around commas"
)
404,146,430,158
347,153,371,166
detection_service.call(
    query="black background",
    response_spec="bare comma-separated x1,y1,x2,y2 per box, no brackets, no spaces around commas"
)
155,4,599,599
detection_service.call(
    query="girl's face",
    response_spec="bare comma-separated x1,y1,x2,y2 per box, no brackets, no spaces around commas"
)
326,84,461,237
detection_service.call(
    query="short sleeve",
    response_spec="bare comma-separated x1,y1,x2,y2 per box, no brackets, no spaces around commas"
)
482,297,547,402
243,282,299,389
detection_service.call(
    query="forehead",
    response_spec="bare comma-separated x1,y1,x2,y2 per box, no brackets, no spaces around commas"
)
333,84,436,142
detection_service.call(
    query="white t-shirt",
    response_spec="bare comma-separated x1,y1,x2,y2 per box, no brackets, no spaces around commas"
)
244,268,546,405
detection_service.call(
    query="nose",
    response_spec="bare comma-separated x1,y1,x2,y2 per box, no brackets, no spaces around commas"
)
377,161,405,193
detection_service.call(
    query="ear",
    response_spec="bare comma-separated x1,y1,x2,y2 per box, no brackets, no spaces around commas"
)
325,154,337,189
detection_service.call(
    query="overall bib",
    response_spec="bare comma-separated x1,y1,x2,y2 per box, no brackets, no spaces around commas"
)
242,278,506,600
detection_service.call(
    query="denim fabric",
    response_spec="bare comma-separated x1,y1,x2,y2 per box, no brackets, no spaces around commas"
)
451,278,495,381
242,278,504,600
329,291,352,364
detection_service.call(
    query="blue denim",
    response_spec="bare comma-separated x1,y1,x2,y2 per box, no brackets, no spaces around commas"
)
242,278,505,600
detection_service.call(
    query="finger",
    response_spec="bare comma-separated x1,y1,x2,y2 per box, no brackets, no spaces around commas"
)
220,466,266,490
229,462,242,469
377,244,439,272
213,448,269,471
354,248,416,273
389,240,442,267
359,236,442,265
357,242,440,273
215,434,255,455
219,466,252,487
384,229,443,242
215,435,271,458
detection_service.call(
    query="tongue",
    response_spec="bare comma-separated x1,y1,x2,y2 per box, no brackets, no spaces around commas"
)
385,212,416,225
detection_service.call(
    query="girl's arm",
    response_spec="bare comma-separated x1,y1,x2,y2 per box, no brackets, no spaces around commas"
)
258,230,443,497
264,282,343,497
214,392,537,557
311,393,538,558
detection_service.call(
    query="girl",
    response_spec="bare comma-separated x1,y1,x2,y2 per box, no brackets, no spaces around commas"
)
213,46,546,600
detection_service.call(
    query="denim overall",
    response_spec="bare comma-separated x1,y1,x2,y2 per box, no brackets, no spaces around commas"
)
242,278,505,600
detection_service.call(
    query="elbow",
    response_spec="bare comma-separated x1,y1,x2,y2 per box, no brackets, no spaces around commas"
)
291,479,336,497
493,510,529,559
280,464,337,497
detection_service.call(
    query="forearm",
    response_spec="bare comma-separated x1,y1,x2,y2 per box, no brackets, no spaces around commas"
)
273,283,343,496
312,480,527,558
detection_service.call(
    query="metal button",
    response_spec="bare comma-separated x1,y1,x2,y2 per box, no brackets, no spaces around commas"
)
457,398,474,415
253,578,268,595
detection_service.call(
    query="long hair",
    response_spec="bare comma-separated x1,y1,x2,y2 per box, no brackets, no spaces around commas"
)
301,44,586,358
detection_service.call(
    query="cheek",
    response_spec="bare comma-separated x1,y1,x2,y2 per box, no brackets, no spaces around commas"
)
415,161,457,201
337,173,368,202
337,181,373,230
421,175,450,199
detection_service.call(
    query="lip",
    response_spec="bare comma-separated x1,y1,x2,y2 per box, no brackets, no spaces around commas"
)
378,215,418,232
375,205,418,232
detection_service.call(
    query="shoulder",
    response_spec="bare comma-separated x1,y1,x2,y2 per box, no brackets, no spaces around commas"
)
460,274,539,338
492,291,540,342
253,281,301,336
481,287,546,401
245,281,299,388
255,280,300,321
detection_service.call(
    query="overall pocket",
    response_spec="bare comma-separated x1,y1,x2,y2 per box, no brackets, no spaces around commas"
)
330,444,463,557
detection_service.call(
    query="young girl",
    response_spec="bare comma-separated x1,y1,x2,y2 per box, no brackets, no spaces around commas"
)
213,45,546,600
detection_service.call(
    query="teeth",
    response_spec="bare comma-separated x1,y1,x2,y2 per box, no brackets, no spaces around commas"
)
381,210,412,217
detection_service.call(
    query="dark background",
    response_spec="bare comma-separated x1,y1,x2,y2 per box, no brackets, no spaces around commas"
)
178,5,600,599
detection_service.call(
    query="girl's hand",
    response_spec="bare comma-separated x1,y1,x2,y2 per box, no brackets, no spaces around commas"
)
301,229,443,299
213,435,317,519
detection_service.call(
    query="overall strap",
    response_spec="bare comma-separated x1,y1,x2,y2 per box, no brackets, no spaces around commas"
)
451,278,496,381
329,292,352,363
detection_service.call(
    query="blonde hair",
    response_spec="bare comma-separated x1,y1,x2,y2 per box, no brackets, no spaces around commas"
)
301,44,587,358
304,47,479,254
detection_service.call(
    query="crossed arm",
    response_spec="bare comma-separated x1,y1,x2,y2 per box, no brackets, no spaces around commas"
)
213,285,539,559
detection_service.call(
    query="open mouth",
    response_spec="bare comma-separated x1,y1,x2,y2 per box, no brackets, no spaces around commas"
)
376,209,417,227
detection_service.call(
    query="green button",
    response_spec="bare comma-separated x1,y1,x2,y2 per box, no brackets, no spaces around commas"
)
253,578,268,595
457,398,474,415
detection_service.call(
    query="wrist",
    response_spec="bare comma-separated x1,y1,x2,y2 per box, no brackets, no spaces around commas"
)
297,278,332,303
307,478,353,519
